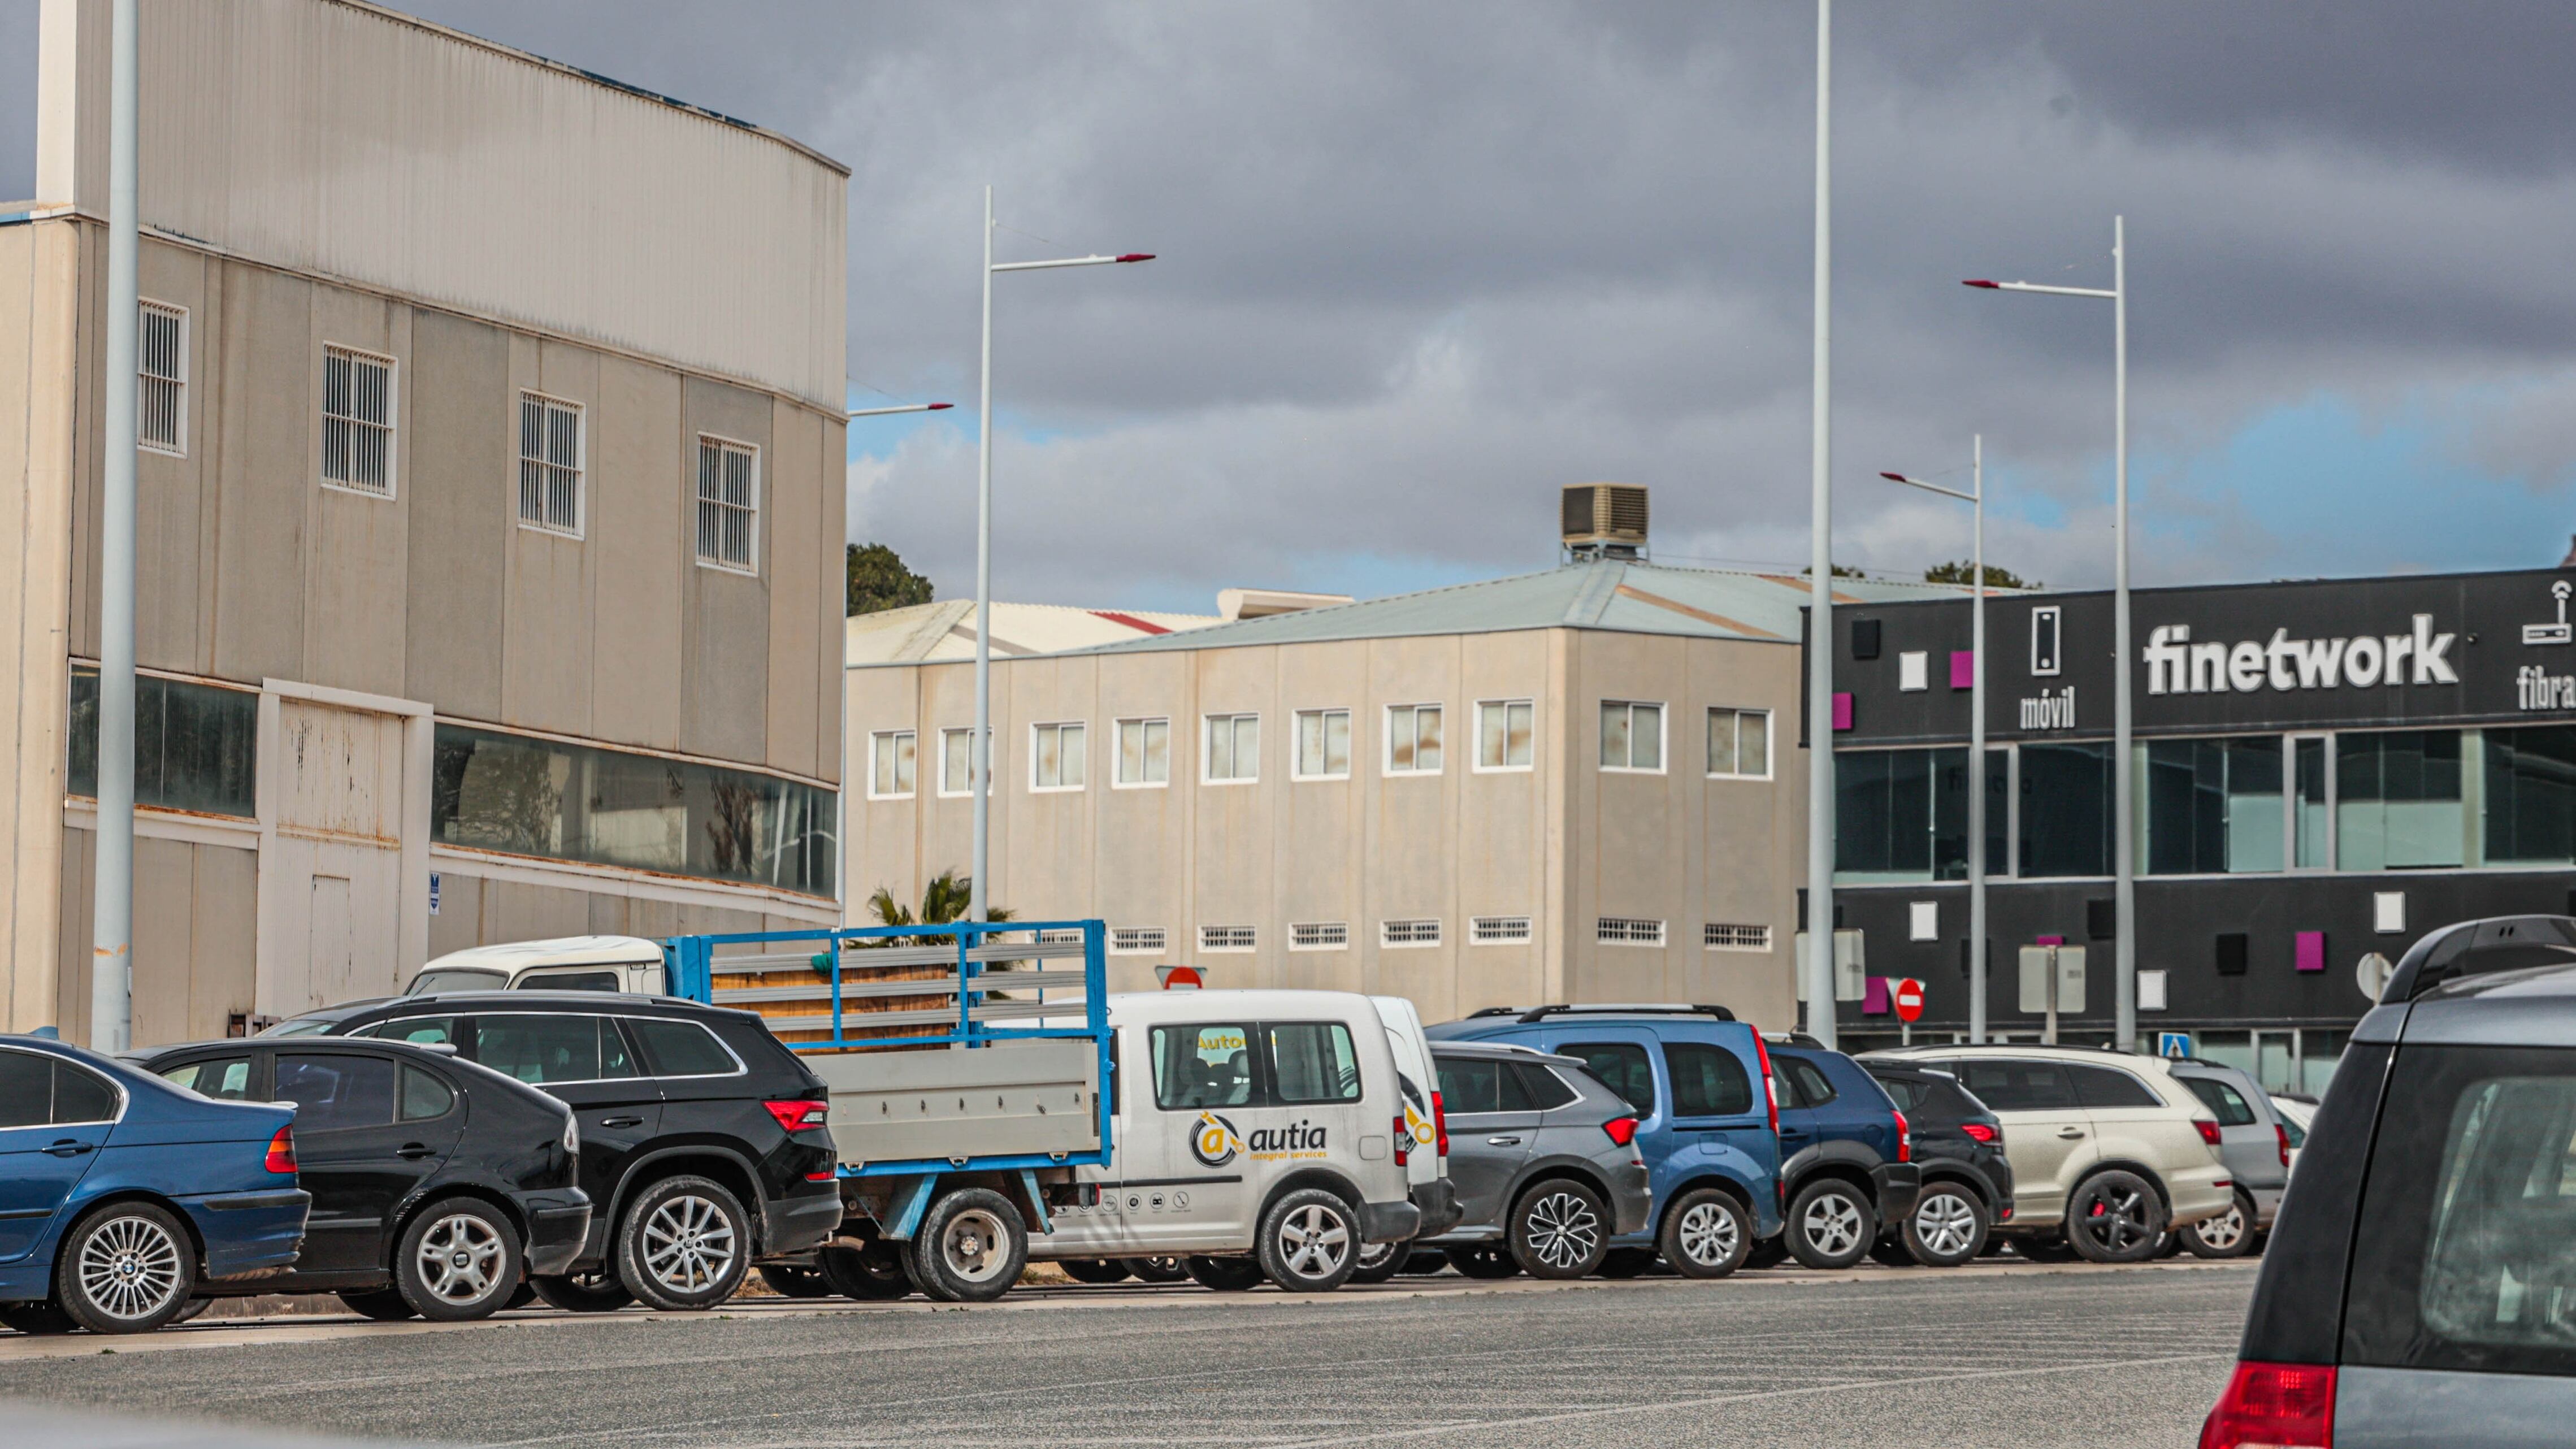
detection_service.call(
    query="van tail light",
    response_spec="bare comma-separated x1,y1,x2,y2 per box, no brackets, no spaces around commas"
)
1892,1107,1911,1163
2276,1122,2292,1169
1432,1091,1449,1159
2193,1118,2224,1147
1752,1034,1780,1135
1393,1114,1410,1167
765,1099,829,1133
2198,1361,2334,1448
1960,1122,1997,1144
264,1125,297,1175
1602,1116,1639,1148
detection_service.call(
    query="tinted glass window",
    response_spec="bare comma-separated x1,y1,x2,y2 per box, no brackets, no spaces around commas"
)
1771,1061,1806,1109
2281,1116,2307,1149
53,1064,118,1123
1874,1075,1926,1113
1665,1042,1753,1117
2184,1076,2257,1126
367,1017,460,1047
1436,1056,1504,1114
1952,1060,2076,1112
1268,1022,1361,1105
521,970,622,992
476,1014,607,1084
275,1053,397,1132
1562,1042,1655,1114
599,1020,638,1079
2068,1064,2163,1109
628,1018,738,1078
163,1056,254,1101
0,1051,46,1127
1152,1023,1255,1110
1515,1063,1579,1111
1785,1058,1838,1106
399,1066,455,1122
407,969,505,996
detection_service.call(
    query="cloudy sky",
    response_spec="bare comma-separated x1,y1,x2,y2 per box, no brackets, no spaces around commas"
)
7,2,2576,614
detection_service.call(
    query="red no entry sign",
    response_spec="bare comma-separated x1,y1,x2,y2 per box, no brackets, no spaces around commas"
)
1156,965,1203,991
1893,977,1925,1023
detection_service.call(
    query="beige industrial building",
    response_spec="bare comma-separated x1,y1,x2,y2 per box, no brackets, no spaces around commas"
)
0,0,848,1044
843,509,1967,1028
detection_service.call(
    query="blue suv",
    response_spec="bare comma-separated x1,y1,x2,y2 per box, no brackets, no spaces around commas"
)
1427,1006,1781,1277
1757,1035,1919,1270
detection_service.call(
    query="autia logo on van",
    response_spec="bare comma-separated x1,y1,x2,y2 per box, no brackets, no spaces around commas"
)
1243,1121,1331,1161
1191,1112,1245,1168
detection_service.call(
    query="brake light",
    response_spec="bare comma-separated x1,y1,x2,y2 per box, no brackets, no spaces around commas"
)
1960,1122,1997,1144
1432,1091,1449,1158
1892,1107,1911,1164
1602,1116,1639,1147
1752,1033,1780,1134
804,1170,836,1182
2193,1118,2223,1147
765,1099,829,1133
2198,1361,2334,1448
264,1125,296,1174
1393,1113,1410,1167
2276,1122,2292,1169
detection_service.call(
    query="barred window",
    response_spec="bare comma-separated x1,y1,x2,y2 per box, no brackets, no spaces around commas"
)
1703,923,1772,952
695,435,759,571
1472,916,1532,945
1597,917,1666,947
1110,927,1166,955
1199,925,1257,952
518,392,583,535
1381,919,1442,948
138,301,185,455
322,345,395,496
1290,922,1349,951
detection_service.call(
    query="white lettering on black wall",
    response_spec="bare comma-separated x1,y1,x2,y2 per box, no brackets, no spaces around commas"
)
2142,615,2456,696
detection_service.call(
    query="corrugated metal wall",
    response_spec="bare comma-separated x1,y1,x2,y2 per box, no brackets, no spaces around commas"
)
39,0,848,411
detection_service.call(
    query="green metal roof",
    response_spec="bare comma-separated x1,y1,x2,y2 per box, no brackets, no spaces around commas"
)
1060,559,1977,657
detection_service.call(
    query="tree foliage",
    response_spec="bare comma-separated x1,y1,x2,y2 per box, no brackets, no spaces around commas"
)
1924,559,2037,589
847,542,935,617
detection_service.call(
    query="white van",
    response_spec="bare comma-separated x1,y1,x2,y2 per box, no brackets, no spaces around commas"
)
405,936,669,996
1038,990,1426,1291
1363,995,1457,1280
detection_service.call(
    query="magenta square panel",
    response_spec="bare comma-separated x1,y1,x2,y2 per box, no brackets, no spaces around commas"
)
2035,934,2065,947
1951,650,1976,689
1833,692,1853,731
2296,931,2326,972
1862,976,1891,1015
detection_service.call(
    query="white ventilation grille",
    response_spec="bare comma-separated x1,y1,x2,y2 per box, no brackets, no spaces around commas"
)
1110,927,1166,955
1290,922,1349,951
1703,923,1771,952
1597,917,1666,947
1199,925,1256,952
1472,916,1532,945
1381,919,1442,948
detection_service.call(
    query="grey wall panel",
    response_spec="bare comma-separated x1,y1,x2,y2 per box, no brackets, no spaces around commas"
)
302,287,408,699
681,376,771,764
402,308,509,719
133,241,208,673
764,399,821,778
499,336,596,737
426,867,482,960
209,261,309,686
587,355,685,752
187,840,257,1042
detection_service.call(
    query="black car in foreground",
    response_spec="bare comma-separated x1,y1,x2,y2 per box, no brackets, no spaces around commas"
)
1861,1062,2014,1267
267,993,840,1312
135,1037,587,1321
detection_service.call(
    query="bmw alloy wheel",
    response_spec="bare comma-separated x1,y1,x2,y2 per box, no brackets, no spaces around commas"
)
641,1194,740,1295
1277,1204,1351,1279
1913,1192,1980,1260
77,1214,184,1322
1677,1200,1738,1266
1802,1192,1866,1259
1523,1190,1602,1272
415,1213,505,1306
934,1207,1012,1286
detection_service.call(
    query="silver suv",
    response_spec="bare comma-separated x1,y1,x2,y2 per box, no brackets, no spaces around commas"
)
1424,1043,1651,1279
2163,1058,2289,1259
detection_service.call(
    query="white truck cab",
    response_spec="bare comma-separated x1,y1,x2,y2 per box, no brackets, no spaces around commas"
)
405,935,669,996
1038,989,1426,1291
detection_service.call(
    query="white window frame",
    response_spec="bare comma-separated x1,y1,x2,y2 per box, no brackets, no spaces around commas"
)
138,300,187,457
1471,916,1533,945
1380,918,1442,949
1289,922,1349,952
1599,700,1667,774
694,432,761,574
868,729,917,800
320,342,398,499
1705,706,1773,780
1703,922,1771,952
1473,699,1536,774
1597,916,1666,947
516,389,586,538
938,727,987,798
1109,927,1166,955
1199,924,1256,953
1029,721,1087,793
1113,717,1172,789
1203,713,1260,786
1384,703,1445,776
1292,708,1352,782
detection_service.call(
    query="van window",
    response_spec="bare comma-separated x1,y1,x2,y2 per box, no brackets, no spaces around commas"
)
2183,1076,2257,1126
1152,1023,1256,1110
1515,1063,1578,1111
1666,1042,1754,1117
519,969,623,992
1950,1060,2078,1112
1563,1042,1656,1114
2068,1064,2162,1109
2343,1045,2576,1377
1269,1022,1362,1105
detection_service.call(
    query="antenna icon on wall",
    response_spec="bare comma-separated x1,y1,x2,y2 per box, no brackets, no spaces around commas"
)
2524,580,2573,647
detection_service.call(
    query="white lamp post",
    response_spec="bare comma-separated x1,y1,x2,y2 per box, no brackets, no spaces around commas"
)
1880,436,1989,1043
1963,217,2132,1052
969,186,1153,924
1805,0,1838,1047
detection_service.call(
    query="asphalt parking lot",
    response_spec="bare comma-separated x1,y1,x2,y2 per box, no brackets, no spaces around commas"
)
0,1259,2254,1448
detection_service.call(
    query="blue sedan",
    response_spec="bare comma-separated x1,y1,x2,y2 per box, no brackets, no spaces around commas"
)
1,1034,309,1334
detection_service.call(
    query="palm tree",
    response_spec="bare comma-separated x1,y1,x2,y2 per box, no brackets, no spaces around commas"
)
861,870,1010,943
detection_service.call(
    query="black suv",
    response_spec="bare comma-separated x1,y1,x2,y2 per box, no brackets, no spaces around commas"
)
1862,1062,2014,1267
133,1037,588,1321
271,993,839,1312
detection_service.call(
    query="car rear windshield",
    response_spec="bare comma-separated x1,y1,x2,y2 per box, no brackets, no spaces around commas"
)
2344,1043,2576,1377
2183,1076,2258,1126
1666,1042,1754,1117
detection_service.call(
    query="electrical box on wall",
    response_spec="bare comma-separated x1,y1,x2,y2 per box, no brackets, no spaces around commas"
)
2019,944,2085,1014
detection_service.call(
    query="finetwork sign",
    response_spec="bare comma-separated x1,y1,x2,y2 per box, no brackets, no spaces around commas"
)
2141,617,2456,696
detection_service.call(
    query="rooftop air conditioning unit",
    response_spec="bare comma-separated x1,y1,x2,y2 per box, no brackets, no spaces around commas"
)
1562,483,1649,561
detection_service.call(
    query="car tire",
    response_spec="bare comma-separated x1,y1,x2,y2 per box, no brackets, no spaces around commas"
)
170,1296,213,1325
529,1269,634,1313
1348,1240,1407,1285
1185,1255,1267,1291
1658,1188,1753,1279
819,1240,913,1300
1902,1186,1992,1268
57,1201,196,1334
1124,1256,1192,1284
757,1265,834,1299
504,1281,537,1311
337,1287,419,1321
0,1301,78,1335
1867,1237,1916,1268
618,1175,752,1312
396,1198,523,1322
1785,1179,1878,1271
1597,1247,1658,1279
2179,1190,2257,1259
1057,1258,1134,1285
1256,1188,1361,1292
2065,1170,2167,1264
1444,1244,1522,1279
1509,1180,1611,1280
1743,1237,1789,1270
906,1188,1027,1303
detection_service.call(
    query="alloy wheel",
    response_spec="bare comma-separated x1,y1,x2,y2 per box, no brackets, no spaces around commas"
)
1677,1200,1738,1266
1277,1204,1351,1279
2197,1203,2246,1251
641,1195,740,1294
77,1214,184,1322
935,1207,1011,1286
415,1213,505,1305
1523,1191,1602,1272
1913,1192,1980,1259
1802,1192,1866,1258
1355,1242,1398,1271
2077,1181,2155,1255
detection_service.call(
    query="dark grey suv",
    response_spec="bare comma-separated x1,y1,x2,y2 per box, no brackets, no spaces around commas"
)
1424,1043,1651,1280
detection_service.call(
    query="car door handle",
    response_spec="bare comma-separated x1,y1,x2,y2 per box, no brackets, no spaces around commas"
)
2057,1127,2087,1140
395,1143,436,1160
599,1117,644,1129
1486,1136,1522,1146
42,1139,93,1157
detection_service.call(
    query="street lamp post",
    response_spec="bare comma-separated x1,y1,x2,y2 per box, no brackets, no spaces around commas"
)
969,186,1153,925
1805,0,1838,1047
1880,437,1988,1043
1964,215,2132,1052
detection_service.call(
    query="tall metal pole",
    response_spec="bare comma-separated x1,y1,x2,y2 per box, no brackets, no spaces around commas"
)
1804,0,1837,1048
90,0,140,1053
2111,216,2134,1053
969,186,995,925
1968,435,1987,1045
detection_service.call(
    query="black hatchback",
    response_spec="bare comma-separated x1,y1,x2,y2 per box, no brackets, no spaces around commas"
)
133,1037,587,1321
270,993,840,1312
1862,1062,2014,1267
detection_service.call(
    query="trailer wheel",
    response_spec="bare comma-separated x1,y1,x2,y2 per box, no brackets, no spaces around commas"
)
906,1188,1026,1303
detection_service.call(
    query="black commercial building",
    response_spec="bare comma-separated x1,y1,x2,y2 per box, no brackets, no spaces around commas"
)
1809,565,2576,1092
